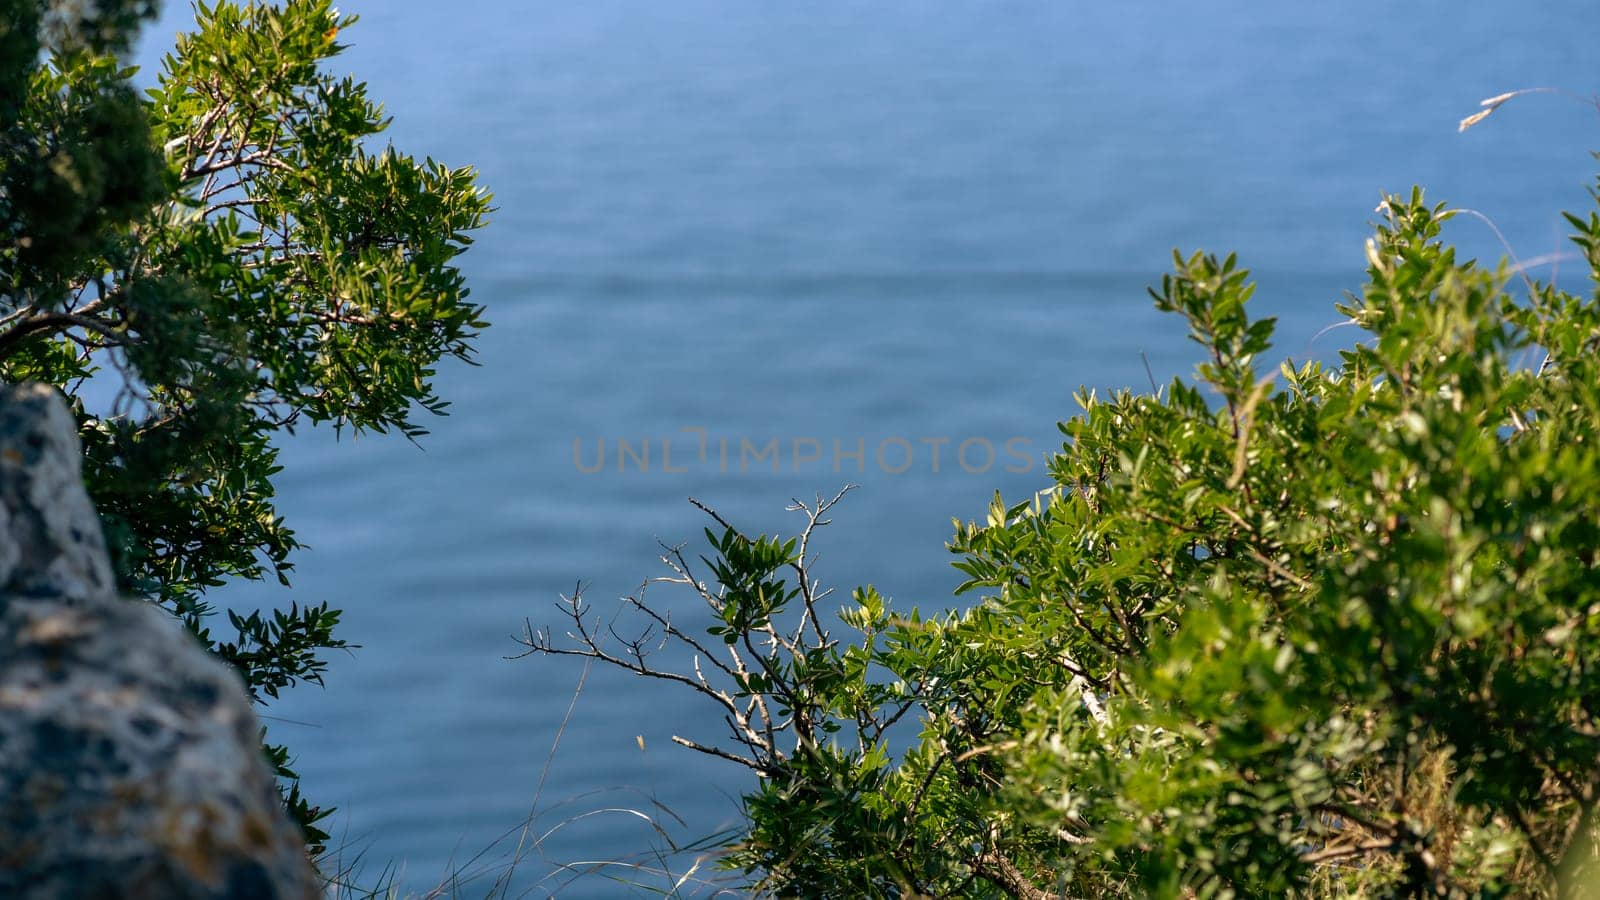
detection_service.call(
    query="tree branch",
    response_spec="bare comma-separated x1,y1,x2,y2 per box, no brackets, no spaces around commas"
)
0,312,124,361
971,848,1071,900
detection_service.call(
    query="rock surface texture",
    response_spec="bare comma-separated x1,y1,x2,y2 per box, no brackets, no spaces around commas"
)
0,384,319,899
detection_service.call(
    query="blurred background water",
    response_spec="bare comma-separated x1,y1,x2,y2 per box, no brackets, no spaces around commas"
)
134,2,1598,895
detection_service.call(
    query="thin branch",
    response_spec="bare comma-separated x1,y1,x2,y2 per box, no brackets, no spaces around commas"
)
905,752,947,827
0,312,124,360
1300,837,1394,865
786,485,857,648
971,847,1070,900
669,735,767,775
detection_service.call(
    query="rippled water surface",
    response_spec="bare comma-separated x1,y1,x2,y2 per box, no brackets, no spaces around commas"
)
134,3,1598,894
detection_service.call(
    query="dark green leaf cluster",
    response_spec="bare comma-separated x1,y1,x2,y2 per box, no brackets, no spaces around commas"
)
1,1,488,855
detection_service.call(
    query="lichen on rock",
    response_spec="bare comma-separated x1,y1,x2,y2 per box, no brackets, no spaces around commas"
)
0,383,319,899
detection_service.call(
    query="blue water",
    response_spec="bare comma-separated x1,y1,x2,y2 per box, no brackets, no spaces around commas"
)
135,2,1597,895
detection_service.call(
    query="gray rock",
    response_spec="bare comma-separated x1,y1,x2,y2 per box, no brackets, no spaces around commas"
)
0,384,320,899
0,385,115,603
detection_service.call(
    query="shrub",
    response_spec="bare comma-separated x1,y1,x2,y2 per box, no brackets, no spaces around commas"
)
529,163,1600,897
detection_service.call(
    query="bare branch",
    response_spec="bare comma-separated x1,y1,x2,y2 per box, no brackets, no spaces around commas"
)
670,735,767,775
786,485,857,648
0,312,125,361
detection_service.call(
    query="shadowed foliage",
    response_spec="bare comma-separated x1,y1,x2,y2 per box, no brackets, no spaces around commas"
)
1,0,489,852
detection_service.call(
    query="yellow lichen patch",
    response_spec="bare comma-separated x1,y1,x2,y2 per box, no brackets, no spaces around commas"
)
157,802,234,886
0,683,43,709
20,609,90,645
239,809,280,851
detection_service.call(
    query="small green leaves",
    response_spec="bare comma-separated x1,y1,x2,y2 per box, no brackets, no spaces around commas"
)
549,157,1600,897
701,528,798,642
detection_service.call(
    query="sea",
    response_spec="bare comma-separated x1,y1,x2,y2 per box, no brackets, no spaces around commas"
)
132,2,1597,895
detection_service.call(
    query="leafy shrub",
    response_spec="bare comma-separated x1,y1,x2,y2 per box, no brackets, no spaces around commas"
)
530,166,1600,897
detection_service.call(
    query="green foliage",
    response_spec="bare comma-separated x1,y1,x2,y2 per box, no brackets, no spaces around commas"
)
540,176,1600,895
1,0,489,854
